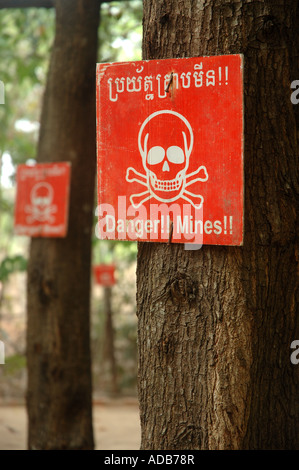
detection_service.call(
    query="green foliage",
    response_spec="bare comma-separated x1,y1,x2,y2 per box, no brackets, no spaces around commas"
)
0,2,143,398
99,0,142,62
0,8,55,163
0,254,27,282
0,8,55,274
93,237,138,264
0,191,12,212
3,353,26,375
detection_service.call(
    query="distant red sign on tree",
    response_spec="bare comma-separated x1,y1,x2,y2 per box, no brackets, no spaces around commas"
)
93,264,116,287
96,54,244,246
14,162,71,237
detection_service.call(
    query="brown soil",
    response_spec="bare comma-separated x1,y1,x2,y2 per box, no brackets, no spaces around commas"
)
0,399,141,450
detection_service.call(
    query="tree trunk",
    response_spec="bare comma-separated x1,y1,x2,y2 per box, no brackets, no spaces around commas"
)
137,0,299,450
26,0,99,450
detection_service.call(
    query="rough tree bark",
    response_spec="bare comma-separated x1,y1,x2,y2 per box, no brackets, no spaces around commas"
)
26,0,100,450
137,0,299,450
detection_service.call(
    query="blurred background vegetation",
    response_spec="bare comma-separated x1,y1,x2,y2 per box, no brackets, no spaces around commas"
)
0,0,142,401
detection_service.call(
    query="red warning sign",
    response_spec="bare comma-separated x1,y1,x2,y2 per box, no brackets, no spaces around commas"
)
14,162,71,237
93,265,116,287
96,54,243,245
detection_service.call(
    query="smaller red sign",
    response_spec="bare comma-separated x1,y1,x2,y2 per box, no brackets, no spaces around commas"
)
14,162,71,238
93,265,116,287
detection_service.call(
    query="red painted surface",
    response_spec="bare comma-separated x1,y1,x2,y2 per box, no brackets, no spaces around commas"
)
96,55,243,245
14,162,71,237
93,264,116,287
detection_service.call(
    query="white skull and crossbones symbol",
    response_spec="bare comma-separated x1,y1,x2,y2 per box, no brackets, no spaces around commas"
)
25,182,57,223
126,110,208,209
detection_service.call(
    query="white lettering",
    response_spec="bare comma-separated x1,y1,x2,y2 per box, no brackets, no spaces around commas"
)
204,220,213,234
95,200,232,247
177,215,189,234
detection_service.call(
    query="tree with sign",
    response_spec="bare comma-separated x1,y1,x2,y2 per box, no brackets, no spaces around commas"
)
137,0,299,450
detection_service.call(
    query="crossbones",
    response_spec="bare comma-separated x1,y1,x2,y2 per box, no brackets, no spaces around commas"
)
25,182,57,223
125,110,208,209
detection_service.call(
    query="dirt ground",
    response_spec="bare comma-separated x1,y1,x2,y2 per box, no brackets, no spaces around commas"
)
0,399,141,450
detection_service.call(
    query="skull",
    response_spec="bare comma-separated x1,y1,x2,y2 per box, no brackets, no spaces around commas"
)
138,110,193,202
30,182,54,221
